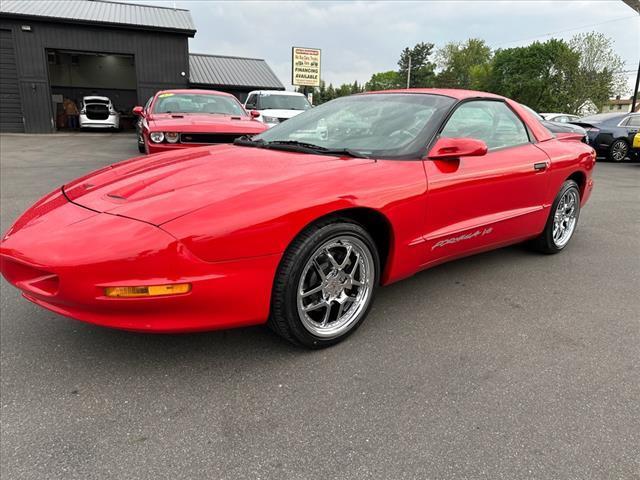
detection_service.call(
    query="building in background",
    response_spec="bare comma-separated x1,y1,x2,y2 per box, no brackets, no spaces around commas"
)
0,0,283,133
600,95,639,113
189,53,283,103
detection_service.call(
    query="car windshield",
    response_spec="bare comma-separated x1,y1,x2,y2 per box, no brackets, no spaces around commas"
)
153,93,246,116
250,93,455,158
258,94,312,111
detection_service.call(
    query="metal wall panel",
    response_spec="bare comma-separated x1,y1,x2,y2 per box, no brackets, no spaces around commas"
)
0,28,24,132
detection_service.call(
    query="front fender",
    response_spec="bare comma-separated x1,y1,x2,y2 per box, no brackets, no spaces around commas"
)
160,160,428,273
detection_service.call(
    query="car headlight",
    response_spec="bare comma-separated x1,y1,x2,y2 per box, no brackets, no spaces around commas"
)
262,116,280,124
165,132,179,143
149,132,164,143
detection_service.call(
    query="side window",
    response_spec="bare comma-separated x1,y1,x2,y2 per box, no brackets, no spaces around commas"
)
245,94,257,109
440,101,530,150
627,116,640,127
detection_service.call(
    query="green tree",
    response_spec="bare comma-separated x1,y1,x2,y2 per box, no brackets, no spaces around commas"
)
488,39,580,112
568,31,628,112
435,38,492,89
398,42,436,88
325,83,336,102
365,70,402,91
336,83,353,97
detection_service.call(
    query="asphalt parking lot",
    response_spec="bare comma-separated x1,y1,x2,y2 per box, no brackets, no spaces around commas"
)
1,133,639,480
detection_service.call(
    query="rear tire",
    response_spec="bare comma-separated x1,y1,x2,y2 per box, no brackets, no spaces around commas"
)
269,219,379,348
530,180,580,254
607,139,628,162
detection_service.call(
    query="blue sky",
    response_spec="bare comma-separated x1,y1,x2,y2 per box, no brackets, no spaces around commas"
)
138,1,639,93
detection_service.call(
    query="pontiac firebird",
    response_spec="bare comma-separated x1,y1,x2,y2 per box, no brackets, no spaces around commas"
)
0,89,595,348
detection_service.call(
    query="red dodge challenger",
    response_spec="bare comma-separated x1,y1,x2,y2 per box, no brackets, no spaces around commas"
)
133,89,267,154
0,89,595,348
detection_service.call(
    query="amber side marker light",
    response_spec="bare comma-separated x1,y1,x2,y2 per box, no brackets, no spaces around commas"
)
105,283,191,298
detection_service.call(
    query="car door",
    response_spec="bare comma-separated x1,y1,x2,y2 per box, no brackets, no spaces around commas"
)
422,99,551,265
621,114,640,145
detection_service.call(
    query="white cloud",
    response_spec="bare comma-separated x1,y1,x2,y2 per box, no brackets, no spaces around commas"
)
136,1,640,91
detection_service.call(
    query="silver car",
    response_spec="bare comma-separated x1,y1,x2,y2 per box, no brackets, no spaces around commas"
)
79,96,120,130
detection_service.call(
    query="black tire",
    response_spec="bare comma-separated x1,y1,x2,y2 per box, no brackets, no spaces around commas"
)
269,219,380,348
138,142,145,154
530,180,580,254
607,139,628,162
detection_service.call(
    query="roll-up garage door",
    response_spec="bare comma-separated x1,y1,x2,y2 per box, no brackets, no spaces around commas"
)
0,29,24,133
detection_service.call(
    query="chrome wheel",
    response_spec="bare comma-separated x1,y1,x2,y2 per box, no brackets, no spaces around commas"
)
610,140,628,162
297,235,374,339
553,189,579,247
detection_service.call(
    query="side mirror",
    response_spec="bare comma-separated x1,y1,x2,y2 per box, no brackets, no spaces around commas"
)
428,137,488,160
250,110,260,119
132,106,144,117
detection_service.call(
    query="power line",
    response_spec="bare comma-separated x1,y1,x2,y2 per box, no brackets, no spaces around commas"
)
494,15,638,47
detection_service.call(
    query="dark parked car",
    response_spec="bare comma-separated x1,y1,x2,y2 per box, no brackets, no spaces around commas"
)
520,104,589,143
572,113,640,162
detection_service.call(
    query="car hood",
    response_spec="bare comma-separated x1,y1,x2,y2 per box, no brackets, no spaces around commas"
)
63,145,373,225
148,114,266,134
257,109,306,119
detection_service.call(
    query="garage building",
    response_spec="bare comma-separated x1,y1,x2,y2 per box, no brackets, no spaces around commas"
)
0,0,284,133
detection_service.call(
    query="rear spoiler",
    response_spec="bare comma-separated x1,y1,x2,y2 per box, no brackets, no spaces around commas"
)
569,122,598,129
556,132,586,142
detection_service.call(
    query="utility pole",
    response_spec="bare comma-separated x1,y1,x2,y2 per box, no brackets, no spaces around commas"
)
407,55,412,89
632,58,640,113
621,1,639,111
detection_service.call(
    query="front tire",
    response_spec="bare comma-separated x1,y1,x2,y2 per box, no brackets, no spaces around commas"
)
531,180,580,254
608,139,628,162
269,219,379,348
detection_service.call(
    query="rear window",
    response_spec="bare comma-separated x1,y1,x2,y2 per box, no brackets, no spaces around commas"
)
579,113,624,124
257,94,311,111
626,116,640,127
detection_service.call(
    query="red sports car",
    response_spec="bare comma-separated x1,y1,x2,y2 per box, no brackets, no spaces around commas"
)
0,89,595,348
133,89,267,154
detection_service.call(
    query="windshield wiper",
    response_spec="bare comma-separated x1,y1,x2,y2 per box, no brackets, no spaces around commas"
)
233,136,265,147
265,140,371,158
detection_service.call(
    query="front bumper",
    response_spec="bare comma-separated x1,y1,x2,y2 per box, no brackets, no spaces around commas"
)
1,191,279,332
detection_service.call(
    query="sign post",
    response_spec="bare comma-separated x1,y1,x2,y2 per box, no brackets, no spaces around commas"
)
292,47,321,102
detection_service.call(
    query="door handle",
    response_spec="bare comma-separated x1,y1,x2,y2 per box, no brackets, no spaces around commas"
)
534,162,548,171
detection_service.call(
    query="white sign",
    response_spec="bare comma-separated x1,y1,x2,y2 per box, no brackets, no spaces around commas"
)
292,47,321,87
